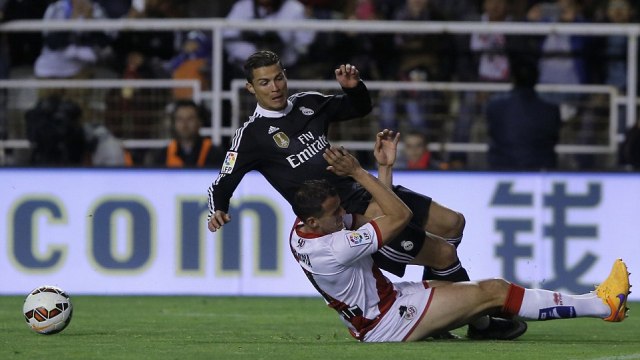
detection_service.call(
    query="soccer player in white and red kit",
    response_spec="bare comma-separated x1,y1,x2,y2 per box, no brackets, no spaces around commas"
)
288,137,630,342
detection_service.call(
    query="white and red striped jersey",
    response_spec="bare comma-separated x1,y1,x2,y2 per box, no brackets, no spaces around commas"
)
289,214,398,340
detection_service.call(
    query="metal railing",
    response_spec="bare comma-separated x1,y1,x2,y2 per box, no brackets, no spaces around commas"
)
231,79,618,154
1,18,638,164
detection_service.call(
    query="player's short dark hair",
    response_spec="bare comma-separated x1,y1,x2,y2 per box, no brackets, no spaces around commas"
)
243,50,283,83
292,179,338,220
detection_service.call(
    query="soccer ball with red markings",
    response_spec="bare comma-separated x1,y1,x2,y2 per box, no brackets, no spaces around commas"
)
23,286,73,334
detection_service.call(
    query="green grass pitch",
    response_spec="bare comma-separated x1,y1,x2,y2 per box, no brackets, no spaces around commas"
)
1,296,637,360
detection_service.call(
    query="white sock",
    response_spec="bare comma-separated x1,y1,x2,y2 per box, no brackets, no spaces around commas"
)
517,289,610,320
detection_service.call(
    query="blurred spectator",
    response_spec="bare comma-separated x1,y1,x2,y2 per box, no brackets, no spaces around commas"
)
1,0,51,69
222,0,315,82
527,0,590,87
111,0,184,80
34,0,110,81
486,59,562,170
154,100,225,168
378,0,451,140
332,0,395,82
429,0,480,20
621,119,640,170
33,0,112,132
529,1,601,169
470,0,512,82
296,0,358,79
596,0,639,168
396,130,447,170
450,0,513,169
25,95,88,166
603,0,636,92
84,123,132,166
94,0,132,18
0,0,7,154
299,0,351,19
581,0,606,21
185,0,235,18
24,94,130,166
105,0,182,141
166,31,212,100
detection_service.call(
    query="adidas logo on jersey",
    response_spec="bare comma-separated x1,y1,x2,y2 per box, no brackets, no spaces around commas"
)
268,126,280,134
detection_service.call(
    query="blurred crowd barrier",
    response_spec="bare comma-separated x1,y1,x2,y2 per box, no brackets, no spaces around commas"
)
1,19,638,169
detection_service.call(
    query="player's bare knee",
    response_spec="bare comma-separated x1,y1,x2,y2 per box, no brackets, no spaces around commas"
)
457,212,466,233
440,211,465,240
427,207,465,239
478,279,511,304
450,211,465,237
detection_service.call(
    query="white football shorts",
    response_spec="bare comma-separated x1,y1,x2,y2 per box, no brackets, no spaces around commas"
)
362,281,434,342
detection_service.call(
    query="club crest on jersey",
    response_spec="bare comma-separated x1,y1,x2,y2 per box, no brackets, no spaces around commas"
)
273,132,290,148
221,151,238,174
345,230,372,247
401,240,414,251
399,305,418,321
299,106,314,116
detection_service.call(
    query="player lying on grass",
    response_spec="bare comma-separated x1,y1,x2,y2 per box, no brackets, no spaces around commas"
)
288,143,631,342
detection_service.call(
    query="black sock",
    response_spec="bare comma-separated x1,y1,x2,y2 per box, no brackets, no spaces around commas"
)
422,259,470,282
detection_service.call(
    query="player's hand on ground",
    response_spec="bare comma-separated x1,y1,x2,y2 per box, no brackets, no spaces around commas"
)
324,146,360,177
374,129,400,167
335,64,360,89
208,210,231,232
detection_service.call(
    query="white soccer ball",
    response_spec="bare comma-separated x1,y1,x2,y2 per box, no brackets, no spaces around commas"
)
23,285,73,335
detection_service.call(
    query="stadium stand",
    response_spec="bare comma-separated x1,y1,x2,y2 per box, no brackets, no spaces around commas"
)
0,0,638,169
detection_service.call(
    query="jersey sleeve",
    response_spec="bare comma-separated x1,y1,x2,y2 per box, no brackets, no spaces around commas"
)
327,81,372,123
207,125,260,218
330,221,382,266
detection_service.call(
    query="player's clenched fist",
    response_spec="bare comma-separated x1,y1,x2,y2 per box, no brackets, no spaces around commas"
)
208,210,231,232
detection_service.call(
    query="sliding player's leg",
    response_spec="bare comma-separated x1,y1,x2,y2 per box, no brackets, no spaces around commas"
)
405,260,630,342
369,186,523,340
415,198,526,339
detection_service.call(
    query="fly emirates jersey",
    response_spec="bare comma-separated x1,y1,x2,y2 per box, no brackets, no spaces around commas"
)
207,82,372,214
289,214,398,340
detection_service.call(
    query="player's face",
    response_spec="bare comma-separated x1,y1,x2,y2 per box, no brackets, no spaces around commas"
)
315,195,346,234
246,64,289,111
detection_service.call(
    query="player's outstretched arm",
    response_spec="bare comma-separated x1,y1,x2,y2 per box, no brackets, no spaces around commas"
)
323,146,411,243
208,210,231,232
